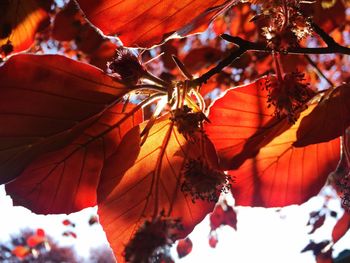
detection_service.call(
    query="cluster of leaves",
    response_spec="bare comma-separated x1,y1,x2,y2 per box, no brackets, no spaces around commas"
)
1,0,350,262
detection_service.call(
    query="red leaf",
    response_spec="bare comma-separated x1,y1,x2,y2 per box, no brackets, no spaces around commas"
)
0,54,127,185
26,233,46,248
295,84,350,147
332,212,350,243
176,238,193,258
205,76,291,170
76,0,231,47
210,205,225,230
6,103,142,214
36,228,45,237
97,115,218,262
228,105,340,207
0,0,51,57
62,219,74,226
210,203,237,230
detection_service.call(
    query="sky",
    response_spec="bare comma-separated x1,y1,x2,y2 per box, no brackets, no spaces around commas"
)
0,185,349,263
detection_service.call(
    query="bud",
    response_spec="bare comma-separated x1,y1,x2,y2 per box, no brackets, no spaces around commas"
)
107,48,146,85
257,1,312,49
181,158,232,203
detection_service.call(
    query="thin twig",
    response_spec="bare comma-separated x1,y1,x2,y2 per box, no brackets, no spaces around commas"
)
304,55,334,87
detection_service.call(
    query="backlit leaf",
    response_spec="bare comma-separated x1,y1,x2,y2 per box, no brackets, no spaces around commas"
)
228,105,340,207
295,84,350,147
0,0,51,57
5,103,142,214
0,54,128,184
76,0,232,47
97,115,218,261
205,76,291,170
205,77,340,207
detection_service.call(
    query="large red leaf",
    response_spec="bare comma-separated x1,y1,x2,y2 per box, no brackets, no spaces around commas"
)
5,103,142,214
205,76,292,170
97,115,218,262
0,0,51,57
228,105,340,207
332,211,350,244
76,0,232,47
295,84,350,147
0,54,128,184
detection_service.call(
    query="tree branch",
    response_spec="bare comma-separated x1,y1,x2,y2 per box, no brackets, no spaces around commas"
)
191,22,350,87
221,34,350,56
191,45,246,86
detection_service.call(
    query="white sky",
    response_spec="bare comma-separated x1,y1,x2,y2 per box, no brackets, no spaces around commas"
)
0,185,349,263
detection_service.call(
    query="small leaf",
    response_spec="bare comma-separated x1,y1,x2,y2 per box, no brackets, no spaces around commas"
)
208,233,218,248
26,233,45,248
332,212,350,243
210,203,237,230
12,245,30,259
62,219,75,227
176,238,193,258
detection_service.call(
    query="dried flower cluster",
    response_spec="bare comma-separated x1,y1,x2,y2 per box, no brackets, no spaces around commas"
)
107,48,146,85
124,213,182,263
335,173,350,211
264,72,315,122
255,0,312,49
171,105,207,140
182,158,232,203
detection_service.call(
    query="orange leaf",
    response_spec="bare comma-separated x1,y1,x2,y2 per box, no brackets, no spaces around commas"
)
97,115,218,262
12,245,30,259
6,103,142,214
228,105,340,207
295,84,350,147
0,54,128,184
332,211,350,243
0,0,50,57
76,0,231,47
205,76,291,170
